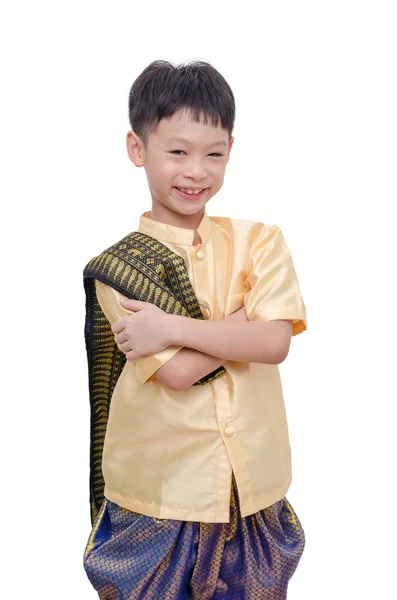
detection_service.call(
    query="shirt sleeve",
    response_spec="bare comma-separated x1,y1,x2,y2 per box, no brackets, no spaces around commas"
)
94,279,183,384
243,223,307,336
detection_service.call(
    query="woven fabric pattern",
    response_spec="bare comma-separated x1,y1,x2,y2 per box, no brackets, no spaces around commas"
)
83,475,305,599
83,232,226,525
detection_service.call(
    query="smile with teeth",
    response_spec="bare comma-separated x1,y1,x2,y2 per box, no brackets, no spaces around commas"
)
176,187,206,195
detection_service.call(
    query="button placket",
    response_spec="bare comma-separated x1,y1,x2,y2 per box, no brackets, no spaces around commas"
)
224,424,235,437
192,245,211,320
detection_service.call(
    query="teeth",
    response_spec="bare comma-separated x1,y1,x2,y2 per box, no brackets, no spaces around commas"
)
178,187,204,195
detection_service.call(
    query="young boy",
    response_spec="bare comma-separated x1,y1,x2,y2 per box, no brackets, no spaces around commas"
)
83,59,307,600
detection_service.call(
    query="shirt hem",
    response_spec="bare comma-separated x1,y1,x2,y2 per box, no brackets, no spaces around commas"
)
104,485,231,523
239,477,293,518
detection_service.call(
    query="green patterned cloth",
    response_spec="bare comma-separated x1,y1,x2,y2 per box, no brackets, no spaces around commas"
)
83,231,226,525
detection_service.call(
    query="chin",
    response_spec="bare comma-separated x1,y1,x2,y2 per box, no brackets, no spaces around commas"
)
177,203,207,213
168,201,207,216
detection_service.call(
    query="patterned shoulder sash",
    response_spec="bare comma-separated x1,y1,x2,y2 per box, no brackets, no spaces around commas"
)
83,231,226,525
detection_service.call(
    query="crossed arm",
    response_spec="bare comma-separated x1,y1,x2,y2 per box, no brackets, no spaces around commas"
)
99,284,294,393
153,307,293,391
156,306,246,391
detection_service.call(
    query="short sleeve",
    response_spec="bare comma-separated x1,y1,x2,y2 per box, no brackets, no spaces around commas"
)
244,223,307,336
94,280,183,384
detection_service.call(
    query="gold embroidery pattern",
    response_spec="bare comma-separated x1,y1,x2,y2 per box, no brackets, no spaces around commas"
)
83,475,305,598
83,232,226,526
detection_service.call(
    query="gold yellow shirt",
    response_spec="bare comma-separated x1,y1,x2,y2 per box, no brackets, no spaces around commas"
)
94,210,307,523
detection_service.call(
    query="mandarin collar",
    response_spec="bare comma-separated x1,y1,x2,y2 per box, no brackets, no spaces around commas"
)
138,210,213,246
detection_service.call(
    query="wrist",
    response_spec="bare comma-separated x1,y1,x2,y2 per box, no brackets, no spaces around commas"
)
167,314,186,346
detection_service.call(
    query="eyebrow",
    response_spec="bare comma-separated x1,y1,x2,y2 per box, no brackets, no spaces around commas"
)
167,137,227,148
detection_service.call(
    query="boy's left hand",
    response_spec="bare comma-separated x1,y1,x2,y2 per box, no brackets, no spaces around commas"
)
111,296,175,360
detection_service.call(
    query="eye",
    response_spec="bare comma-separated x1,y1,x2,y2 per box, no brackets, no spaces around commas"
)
170,150,186,155
209,153,223,157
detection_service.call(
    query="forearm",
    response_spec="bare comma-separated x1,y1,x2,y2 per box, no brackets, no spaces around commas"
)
171,316,285,364
155,307,247,390
156,347,226,390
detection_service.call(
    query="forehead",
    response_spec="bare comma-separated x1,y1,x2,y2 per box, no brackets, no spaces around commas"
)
152,109,229,147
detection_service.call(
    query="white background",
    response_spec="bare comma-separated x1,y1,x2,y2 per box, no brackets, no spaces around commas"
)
1,1,396,598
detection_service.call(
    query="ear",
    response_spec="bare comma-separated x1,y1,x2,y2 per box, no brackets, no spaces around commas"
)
126,130,145,167
226,136,235,162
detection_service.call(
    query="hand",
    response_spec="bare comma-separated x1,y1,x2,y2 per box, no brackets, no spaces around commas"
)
111,297,175,360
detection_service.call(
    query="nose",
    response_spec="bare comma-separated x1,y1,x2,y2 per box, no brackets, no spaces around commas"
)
184,157,207,180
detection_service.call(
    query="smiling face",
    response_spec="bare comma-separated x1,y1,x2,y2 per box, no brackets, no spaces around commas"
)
126,108,234,228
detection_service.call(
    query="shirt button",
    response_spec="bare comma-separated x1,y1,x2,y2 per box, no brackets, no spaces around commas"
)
195,249,205,261
202,307,211,319
224,426,234,438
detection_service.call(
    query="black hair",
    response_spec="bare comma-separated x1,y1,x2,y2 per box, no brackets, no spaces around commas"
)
128,59,235,146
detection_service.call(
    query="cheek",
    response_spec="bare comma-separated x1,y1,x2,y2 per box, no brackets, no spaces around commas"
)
163,162,180,178
211,162,227,183
146,159,177,187
153,159,179,183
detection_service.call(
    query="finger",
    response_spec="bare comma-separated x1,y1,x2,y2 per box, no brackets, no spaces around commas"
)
118,341,133,353
114,331,129,344
111,320,126,334
119,297,148,310
126,349,140,361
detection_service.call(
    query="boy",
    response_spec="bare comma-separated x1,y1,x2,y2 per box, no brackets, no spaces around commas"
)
83,59,307,599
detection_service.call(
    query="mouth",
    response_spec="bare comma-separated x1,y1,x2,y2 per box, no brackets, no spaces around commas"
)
173,187,209,200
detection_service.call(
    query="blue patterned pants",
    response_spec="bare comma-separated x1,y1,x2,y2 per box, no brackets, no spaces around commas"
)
83,476,305,599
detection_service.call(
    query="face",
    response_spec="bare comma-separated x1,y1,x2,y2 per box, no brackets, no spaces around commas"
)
126,108,234,227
